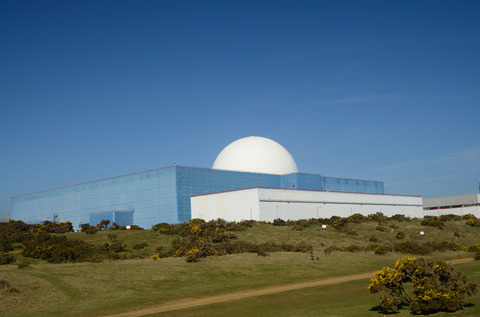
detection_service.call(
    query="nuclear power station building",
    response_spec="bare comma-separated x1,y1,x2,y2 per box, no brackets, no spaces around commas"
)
11,136,423,229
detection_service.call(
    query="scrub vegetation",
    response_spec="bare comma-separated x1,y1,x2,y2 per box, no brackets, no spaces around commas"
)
1,213,480,316
369,257,478,314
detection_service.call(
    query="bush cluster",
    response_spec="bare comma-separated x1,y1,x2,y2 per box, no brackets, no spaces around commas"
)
466,218,480,227
153,218,254,236
81,224,98,234
326,240,469,256
0,255,16,265
421,216,445,228
22,232,103,263
32,221,74,233
151,219,312,262
162,237,313,262
0,220,33,263
393,241,463,255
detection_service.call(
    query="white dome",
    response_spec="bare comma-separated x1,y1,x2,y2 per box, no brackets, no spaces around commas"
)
212,136,298,175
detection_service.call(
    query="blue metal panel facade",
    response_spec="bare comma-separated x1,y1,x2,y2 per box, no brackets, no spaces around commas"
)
11,165,384,228
321,176,384,194
89,211,134,227
296,173,324,190
175,166,281,223
11,167,177,230
90,212,115,227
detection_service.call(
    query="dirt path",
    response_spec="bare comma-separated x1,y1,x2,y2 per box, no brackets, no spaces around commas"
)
103,257,475,317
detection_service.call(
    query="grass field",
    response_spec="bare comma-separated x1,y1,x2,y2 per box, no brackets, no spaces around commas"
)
1,219,479,316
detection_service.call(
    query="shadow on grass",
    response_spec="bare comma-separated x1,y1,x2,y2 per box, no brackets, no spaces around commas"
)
370,303,476,316
369,305,400,315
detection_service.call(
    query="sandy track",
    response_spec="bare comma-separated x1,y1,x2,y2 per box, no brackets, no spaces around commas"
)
103,257,474,317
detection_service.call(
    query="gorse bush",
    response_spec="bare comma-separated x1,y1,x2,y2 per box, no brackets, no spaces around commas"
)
272,218,286,226
347,213,366,224
22,232,103,263
466,218,480,227
151,220,313,262
81,224,98,234
421,216,444,228
96,219,110,230
32,221,74,234
368,257,478,314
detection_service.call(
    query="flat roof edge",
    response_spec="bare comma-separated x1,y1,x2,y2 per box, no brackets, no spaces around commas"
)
191,186,421,198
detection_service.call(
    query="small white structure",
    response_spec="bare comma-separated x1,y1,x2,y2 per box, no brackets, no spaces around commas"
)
191,187,423,222
423,194,480,217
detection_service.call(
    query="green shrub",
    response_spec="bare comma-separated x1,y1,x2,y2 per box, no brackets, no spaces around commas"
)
32,221,74,234
344,244,362,253
324,245,340,255
81,224,98,234
367,212,388,224
438,214,461,222
421,216,444,228
466,219,480,227
395,231,406,239
133,242,148,250
369,257,478,314
332,217,348,230
108,222,120,230
152,222,179,234
120,225,144,230
109,241,127,253
390,214,411,222
17,261,30,269
96,219,110,230
394,241,430,255
22,232,103,263
272,218,286,226
347,213,366,224
374,246,389,255
0,254,16,265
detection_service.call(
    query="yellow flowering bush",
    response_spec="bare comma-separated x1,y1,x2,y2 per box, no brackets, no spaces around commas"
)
368,257,478,314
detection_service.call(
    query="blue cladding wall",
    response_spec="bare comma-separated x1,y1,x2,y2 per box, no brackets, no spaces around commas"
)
175,166,281,223
11,167,176,230
89,211,134,227
90,212,115,227
321,176,384,194
11,166,384,228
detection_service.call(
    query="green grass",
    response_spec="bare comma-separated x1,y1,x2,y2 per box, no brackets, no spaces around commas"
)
1,219,479,316
153,261,480,317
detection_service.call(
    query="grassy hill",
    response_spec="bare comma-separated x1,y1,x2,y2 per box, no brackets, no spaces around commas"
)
1,216,480,316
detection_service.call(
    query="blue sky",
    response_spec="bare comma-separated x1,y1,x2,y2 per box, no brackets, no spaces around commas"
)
1,1,479,219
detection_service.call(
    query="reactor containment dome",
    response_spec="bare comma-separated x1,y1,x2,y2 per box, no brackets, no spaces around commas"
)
212,136,298,175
